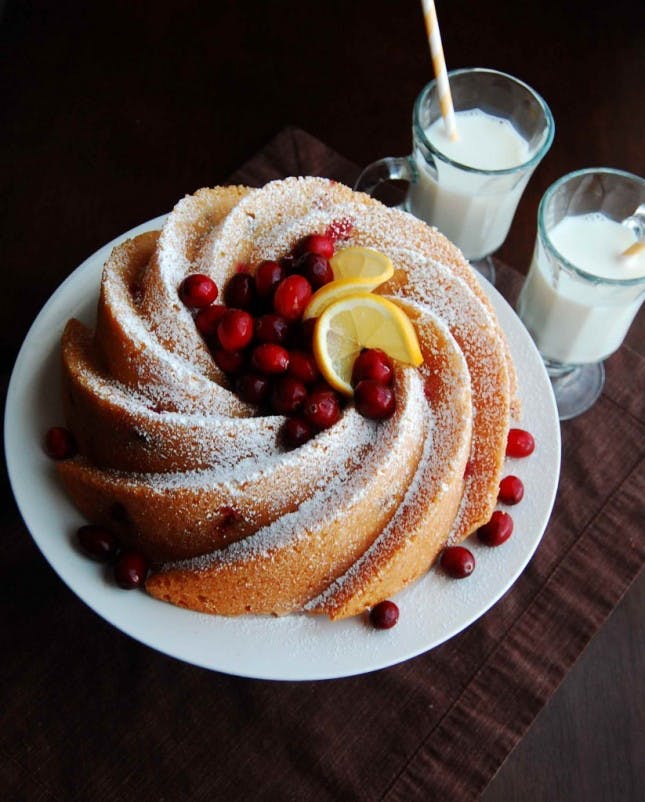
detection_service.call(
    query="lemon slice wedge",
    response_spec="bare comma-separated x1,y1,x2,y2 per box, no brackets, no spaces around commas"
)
330,246,394,283
313,292,423,395
303,247,395,320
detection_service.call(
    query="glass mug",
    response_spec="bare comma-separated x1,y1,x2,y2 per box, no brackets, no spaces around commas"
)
517,168,645,420
355,68,555,282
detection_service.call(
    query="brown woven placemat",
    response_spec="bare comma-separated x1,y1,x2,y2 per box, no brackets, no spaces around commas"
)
2,127,643,802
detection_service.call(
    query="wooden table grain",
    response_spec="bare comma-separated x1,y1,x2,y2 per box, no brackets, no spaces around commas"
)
1,1,642,799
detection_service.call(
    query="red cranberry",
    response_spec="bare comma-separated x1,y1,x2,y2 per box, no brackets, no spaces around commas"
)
77,524,119,562
295,317,317,349
325,218,354,242
498,475,525,505
297,253,334,289
194,304,227,337
114,551,149,589
212,348,246,375
297,233,335,259
179,274,218,308
287,350,320,384
224,273,256,310
477,510,514,547
506,428,535,458
217,309,254,352
270,376,307,414
44,426,76,459
235,373,271,405
369,600,399,629
354,380,396,419
311,378,336,396
273,275,312,321
250,343,290,375
255,260,285,299
282,417,315,448
279,254,297,275
304,390,341,429
351,348,394,386
440,546,476,578
219,505,241,527
255,314,291,345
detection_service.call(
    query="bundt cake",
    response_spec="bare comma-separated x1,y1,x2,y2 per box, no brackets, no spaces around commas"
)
56,177,518,620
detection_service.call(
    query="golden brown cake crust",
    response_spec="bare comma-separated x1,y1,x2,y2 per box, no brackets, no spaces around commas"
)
57,177,516,619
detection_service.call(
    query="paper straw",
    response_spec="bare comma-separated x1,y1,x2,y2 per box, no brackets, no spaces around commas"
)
620,240,645,258
421,0,458,140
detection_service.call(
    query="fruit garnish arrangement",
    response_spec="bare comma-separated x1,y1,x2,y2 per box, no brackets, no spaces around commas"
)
43,178,535,629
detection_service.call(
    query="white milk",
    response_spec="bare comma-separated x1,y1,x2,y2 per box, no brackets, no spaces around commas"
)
518,213,645,364
407,109,532,259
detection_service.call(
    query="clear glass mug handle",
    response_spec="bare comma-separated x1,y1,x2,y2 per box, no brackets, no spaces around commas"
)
354,156,417,201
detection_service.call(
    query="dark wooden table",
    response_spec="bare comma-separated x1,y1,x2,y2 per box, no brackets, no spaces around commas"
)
2,2,643,800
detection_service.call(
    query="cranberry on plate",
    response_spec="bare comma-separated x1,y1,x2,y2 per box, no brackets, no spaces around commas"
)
369,600,400,629
44,426,76,460
506,428,535,458
440,546,476,578
498,475,524,505
114,551,149,589
477,511,514,547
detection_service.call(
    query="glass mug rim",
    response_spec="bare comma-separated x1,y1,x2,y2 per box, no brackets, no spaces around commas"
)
538,167,645,289
413,67,555,178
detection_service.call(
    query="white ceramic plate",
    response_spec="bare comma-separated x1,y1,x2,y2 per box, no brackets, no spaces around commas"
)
5,219,560,681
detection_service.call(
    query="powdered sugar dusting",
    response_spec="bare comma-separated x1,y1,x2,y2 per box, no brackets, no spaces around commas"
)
60,177,515,620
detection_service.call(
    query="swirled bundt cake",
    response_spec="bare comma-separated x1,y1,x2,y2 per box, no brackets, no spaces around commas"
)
56,177,518,619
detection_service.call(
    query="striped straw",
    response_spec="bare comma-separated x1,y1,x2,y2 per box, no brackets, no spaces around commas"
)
620,240,645,258
420,0,458,140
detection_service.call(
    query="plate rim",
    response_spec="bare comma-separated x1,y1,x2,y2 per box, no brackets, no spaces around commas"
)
4,219,561,681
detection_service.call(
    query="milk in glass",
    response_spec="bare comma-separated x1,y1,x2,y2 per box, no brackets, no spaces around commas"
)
408,109,531,259
518,213,645,364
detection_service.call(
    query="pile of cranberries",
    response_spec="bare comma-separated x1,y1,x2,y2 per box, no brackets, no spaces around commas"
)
179,232,397,448
439,427,535,582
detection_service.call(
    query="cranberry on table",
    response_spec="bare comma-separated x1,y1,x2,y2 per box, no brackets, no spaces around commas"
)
255,313,291,345
282,416,315,448
44,426,76,460
440,546,476,578
477,510,514,547
224,272,256,310
273,275,312,320
287,350,320,384
297,233,335,259
114,551,149,589
369,600,400,629
212,348,246,375
297,252,334,289
250,343,290,375
235,373,271,405
217,309,254,352
304,389,341,429
179,274,218,308
352,348,394,386
254,260,285,298
194,304,227,337
270,376,307,414
498,475,525,505
354,380,396,419
77,524,119,562
506,428,535,458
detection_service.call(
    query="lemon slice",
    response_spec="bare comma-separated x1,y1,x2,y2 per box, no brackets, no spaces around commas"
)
313,292,423,395
330,246,394,283
303,247,395,320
